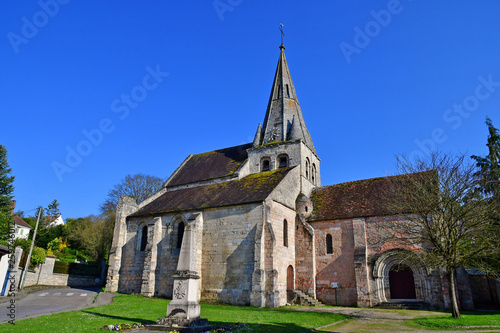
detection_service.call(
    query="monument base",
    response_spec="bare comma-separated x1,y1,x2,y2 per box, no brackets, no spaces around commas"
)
145,317,214,332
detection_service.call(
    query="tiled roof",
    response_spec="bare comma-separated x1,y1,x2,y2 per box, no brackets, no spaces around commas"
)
166,143,253,187
14,215,32,229
131,167,294,217
309,171,435,221
0,244,9,255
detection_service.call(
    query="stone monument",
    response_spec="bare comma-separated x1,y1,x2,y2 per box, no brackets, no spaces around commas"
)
147,214,211,332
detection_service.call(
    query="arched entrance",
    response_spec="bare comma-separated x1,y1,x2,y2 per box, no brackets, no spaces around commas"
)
373,249,431,304
389,264,416,299
287,265,294,291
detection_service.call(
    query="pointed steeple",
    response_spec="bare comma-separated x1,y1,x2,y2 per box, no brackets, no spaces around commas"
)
259,45,316,154
253,123,262,147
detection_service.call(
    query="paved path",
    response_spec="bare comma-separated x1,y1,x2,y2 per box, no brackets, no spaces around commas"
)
0,287,114,324
292,307,500,333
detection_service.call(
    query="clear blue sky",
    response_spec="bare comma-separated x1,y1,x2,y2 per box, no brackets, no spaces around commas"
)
2,1,499,219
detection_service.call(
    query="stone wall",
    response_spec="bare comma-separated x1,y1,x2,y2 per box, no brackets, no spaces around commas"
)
264,200,296,306
201,204,262,305
469,274,500,309
295,216,316,300
365,215,446,309
118,203,265,306
310,219,357,306
24,257,102,287
309,214,451,308
117,216,151,293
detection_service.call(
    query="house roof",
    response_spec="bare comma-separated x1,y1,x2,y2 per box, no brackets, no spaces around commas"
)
166,143,253,187
0,244,9,255
131,167,293,217
14,215,32,229
309,171,435,221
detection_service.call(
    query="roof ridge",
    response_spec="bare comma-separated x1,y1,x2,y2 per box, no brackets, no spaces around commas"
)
314,171,435,191
194,142,253,156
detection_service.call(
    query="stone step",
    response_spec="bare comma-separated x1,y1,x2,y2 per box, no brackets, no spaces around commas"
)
289,290,324,307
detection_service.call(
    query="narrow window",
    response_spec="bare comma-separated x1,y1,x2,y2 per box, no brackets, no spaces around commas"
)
261,159,270,172
312,163,317,184
326,234,333,254
305,158,310,179
286,84,290,98
177,221,185,249
277,85,281,98
283,219,288,247
140,225,148,251
278,154,288,168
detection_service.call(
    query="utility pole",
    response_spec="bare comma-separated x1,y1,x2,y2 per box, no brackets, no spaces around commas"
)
19,206,42,289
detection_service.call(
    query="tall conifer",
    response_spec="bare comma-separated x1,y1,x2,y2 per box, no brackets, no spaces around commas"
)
0,145,15,242
472,117,500,198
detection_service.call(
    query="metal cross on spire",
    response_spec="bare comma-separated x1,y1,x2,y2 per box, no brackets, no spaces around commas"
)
280,22,285,46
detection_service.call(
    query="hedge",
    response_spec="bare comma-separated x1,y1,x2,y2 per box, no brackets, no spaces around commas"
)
53,261,101,277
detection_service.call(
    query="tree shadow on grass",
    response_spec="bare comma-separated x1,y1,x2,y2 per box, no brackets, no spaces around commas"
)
82,310,330,333
81,310,151,324
208,321,334,333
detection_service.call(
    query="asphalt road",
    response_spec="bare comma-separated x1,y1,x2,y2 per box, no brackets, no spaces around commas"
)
1,287,101,324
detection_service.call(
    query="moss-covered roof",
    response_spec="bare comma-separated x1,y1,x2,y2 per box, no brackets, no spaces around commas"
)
166,143,253,187
309,171,435,221
130,167,294,217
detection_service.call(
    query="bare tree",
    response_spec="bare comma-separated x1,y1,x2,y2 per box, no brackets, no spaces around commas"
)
384,152,500,318
100,173,165,213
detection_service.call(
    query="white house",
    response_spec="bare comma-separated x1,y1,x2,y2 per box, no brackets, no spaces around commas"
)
13,216,32,240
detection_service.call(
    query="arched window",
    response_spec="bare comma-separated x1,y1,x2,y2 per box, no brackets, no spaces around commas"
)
312,163,317,185
286,84,290,98
305,158,310,179
140,225,148,251
283,219,288,247
177,221,185,249
277,154,288,168
326,234,333,254
261,158,270,172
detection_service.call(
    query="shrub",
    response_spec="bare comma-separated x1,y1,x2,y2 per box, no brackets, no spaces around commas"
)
62,247,75,255
31,247,47,266
47,238,61,251
14,238,30,252
76,252,91,262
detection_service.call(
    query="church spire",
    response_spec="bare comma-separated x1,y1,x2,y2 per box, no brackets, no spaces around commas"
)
259,44,317,154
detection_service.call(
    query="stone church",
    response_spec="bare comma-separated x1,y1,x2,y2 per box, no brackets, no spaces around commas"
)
106,44,498,310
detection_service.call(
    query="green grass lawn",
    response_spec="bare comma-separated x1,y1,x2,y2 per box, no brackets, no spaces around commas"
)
411,311,500,330
0,294,348,332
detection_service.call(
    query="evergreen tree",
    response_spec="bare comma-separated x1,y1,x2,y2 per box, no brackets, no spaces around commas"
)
0,145,15,243
472,117,500,198
46,199,61,218
471,117,500,275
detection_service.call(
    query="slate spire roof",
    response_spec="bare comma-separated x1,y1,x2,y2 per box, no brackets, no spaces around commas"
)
259,44,316,154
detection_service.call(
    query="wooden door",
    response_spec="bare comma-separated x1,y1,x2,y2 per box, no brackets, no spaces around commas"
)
287,265,294,291
389,265,416,299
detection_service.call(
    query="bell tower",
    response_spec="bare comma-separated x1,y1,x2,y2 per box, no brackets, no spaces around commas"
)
247,43,320,195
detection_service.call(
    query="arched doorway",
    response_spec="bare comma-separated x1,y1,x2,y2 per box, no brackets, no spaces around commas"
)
389,264,416,299
287,265,294,291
